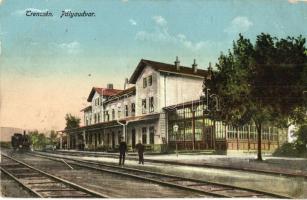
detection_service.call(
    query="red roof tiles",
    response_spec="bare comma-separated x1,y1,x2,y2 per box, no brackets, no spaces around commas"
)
87,87,122,102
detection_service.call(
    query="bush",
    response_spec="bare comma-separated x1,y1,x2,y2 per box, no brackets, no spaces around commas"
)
273,142,300,157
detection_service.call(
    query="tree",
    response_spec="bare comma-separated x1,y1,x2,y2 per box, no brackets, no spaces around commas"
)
65,113,81,130
205,33,307,160
49,130,58,146
28,130,48,150
295,124,307,153
28,130,39,149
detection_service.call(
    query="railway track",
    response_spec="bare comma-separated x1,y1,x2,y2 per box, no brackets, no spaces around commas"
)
44,150,307,179
0,153,108,198
31,151,291,198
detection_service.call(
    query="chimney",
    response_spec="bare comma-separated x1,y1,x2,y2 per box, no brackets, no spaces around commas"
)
107,83,113,89
124,78,129,89
174,56,180,71
192,59,197,73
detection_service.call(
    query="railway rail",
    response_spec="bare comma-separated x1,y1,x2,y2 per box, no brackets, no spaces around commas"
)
30,151,291,198
43,150,307,179
0,153,108,198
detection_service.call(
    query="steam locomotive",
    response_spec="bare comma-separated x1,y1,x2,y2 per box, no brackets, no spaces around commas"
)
11,131,31,151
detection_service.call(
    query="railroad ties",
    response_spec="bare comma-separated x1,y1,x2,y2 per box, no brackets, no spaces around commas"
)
0,154,108,198
32,152,292,198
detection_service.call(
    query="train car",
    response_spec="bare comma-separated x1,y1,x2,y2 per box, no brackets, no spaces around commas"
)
11,132,31,151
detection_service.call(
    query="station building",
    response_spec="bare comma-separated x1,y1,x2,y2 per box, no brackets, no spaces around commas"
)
59,58,287,154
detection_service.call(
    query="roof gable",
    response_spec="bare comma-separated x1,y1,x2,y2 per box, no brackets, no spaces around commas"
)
87,87,122,102
129,59,209,84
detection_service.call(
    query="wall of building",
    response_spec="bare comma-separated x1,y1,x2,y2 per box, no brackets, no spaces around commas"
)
91,92,104,123
135,66,159,116
158,73,204,109
104,94,136,121
84,110,92,126
0,127,24,142
126,120,161,151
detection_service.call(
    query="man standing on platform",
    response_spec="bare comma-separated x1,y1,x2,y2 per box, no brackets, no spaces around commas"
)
119,137,127,166
135,140,144,164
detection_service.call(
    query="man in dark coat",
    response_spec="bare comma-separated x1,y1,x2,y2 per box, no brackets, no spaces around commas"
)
135,140,144,164
119,137,127,166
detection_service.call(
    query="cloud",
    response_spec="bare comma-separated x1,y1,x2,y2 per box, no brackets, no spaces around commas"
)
12,8,49,16
121,0,129,3
0,0,3,5
224,16,253,34
177,34,206,51
288,0,307,3
57,41,81,54
129,19,137,26
152,16,167,27
135,16,208,51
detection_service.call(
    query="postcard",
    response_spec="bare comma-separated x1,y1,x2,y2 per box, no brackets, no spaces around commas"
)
1,0,306,198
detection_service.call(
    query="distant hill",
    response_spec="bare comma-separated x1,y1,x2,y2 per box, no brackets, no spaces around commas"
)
0,127,25,142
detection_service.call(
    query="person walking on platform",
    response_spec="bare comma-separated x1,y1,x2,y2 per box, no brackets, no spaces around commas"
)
135,140,144,164
119,137,127,166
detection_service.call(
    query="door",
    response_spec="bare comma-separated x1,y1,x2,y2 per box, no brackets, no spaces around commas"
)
94,133,97,149
204,126,214,149
112,132,115,149
142,127,147,144
132,129,136,149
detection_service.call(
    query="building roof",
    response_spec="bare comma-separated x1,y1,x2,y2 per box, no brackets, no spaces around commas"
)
105,86,136,103
129,59,209,84
87,87,122,102
163,99,203,111
80,105,92,112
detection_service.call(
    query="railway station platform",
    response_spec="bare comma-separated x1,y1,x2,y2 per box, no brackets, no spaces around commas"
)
54,149,307,177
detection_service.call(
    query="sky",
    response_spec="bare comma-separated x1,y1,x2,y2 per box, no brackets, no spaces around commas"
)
0,0,307,131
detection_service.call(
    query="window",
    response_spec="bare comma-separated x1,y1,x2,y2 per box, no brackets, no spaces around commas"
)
142,99,147,114
149,126,154,144
112,109,115,120
131,103,135,114
143,77,147,88
95,98,99,106
148,75,152,86
125,105,129,117
142,127,147,144
149,97,154,112
97,113,100,123
94,114,97,123
118,107,121,119
105,111,109,122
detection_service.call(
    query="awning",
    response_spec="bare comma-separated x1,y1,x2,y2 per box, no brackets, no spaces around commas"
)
57,120,121,134
57,113,160,134
123,113,160,124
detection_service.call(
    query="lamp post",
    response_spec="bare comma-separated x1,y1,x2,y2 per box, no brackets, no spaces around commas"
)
173,124,179,157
